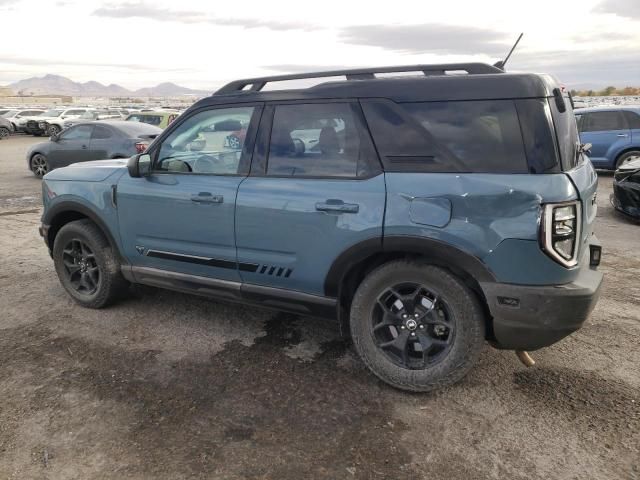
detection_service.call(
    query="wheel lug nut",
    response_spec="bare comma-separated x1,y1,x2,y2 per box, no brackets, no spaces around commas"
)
400,326,405,329
419,325,424,329
411,332,416,336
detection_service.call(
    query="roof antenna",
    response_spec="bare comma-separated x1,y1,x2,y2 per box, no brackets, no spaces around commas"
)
494,33,523,71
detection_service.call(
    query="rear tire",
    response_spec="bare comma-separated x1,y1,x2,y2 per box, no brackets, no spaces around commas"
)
350,260,485,392
52,219,128,308
0,127,9,139
48,125,61,136
616,150,640,169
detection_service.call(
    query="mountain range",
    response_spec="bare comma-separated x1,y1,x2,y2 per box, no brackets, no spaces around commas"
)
6,74,210,97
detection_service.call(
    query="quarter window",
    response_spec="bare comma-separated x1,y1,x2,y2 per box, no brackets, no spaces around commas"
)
623,111,640,129
266,103,376,178
362,100,528,173
155,107,255,175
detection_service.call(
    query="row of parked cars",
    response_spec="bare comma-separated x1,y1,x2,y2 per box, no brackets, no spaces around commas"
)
0,107,181,137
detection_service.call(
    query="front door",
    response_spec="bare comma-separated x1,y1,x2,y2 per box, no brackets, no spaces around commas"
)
48,124,95,167
117,104,262,282
235,102,386,297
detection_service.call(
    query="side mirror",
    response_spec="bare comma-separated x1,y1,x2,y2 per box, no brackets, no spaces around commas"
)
127,153,151,178
50,134,59,142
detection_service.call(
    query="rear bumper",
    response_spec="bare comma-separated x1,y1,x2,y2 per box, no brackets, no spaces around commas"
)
481,237,603,350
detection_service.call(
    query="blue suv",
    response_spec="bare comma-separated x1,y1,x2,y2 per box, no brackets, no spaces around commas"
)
575,106,640,170
39,64,603,391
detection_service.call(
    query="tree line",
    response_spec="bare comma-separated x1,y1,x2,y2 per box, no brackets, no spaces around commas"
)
571,86,640,97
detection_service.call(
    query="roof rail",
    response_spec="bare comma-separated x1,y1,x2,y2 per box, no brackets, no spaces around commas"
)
214,63,503,95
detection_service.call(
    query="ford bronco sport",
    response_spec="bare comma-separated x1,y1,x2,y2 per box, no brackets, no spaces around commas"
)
39,64,603,391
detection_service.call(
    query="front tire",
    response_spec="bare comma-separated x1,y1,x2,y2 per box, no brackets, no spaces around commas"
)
52,219,128,308
0,127,9,139
30,153,49,177
48,125,61,136
350,261,485,392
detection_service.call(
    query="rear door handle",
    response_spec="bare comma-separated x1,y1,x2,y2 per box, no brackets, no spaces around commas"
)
191,192,223,204
81,145,88,149
315,200,359,214
617,134,628,137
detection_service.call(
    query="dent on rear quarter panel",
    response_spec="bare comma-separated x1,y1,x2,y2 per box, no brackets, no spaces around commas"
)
384,172,579,285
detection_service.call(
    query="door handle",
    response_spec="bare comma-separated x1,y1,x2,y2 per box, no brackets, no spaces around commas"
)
315,200,359,213
81,145,88,149
191,192,223,204
617,134,628,137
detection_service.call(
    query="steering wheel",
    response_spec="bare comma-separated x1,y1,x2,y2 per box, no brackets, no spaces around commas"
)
192,154,220,173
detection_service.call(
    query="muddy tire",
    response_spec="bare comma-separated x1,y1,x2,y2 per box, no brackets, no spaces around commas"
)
52,219,128,308
350,260,485,392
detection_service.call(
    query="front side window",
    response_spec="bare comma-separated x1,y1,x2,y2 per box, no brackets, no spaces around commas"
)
267,103,374,178
60,124,93,140
582,111,625,132
42,110,63,117
155,106,255,175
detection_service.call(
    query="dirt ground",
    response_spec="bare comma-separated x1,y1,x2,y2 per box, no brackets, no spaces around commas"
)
0,135,638,480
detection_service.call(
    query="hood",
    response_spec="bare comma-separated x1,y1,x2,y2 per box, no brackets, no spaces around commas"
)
44,159,128,182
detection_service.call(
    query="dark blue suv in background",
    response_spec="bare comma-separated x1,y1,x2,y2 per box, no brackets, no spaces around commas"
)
38,64,603,391
575,106,640,170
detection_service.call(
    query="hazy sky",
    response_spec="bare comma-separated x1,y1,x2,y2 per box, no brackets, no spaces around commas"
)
1,0,639,90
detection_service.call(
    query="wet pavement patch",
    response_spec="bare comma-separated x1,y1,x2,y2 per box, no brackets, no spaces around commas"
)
0,317,420,479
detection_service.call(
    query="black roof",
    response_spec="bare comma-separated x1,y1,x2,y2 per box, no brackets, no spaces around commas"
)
192,63,558,111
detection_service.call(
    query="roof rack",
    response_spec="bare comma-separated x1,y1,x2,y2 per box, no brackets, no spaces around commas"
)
214,63,503,95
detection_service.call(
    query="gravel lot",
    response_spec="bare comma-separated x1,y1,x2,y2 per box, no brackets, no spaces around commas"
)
0,135,638,480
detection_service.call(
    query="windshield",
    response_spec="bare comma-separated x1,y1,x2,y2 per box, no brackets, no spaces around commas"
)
42,109,63,117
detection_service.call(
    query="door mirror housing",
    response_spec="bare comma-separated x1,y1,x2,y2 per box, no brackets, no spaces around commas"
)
50,134,59,142
128,153,151,178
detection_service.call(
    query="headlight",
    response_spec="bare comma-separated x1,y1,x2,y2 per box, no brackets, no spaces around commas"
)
541,201,581,267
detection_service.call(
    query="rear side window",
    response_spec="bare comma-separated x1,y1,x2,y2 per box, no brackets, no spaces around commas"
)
92,125,112,139
623,111,640,129
266,103,377,178
582,111,625,132
128,114,162,126
362,100,528,173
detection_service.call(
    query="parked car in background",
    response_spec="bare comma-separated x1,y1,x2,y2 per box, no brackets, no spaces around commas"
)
26,120,161,177
575,106,640,170
35,108,91,136
62,110,123,129
5,109,45,132
0,116,14,139
126,111,179,129
611,156,640,221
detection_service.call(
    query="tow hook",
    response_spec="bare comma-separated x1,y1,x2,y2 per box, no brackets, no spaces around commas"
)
515,350,535,367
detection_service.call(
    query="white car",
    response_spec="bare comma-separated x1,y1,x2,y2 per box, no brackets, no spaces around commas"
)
36,108,91,136
62,110,123,129
2,109,45,132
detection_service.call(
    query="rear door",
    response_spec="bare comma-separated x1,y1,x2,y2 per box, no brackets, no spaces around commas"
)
89,124,117,160
235,101,385,297
623,110,640,147
579,110,630,168
48,124,95,167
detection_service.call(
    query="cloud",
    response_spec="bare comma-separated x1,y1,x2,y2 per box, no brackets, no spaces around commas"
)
510,48,640,89
340,23,511,55
263,64,351,73
0,54,192,72
594,0,640,19
93,3,316,31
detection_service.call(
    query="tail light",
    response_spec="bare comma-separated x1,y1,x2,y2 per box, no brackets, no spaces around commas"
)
541,201,581,267
135,142,148,154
